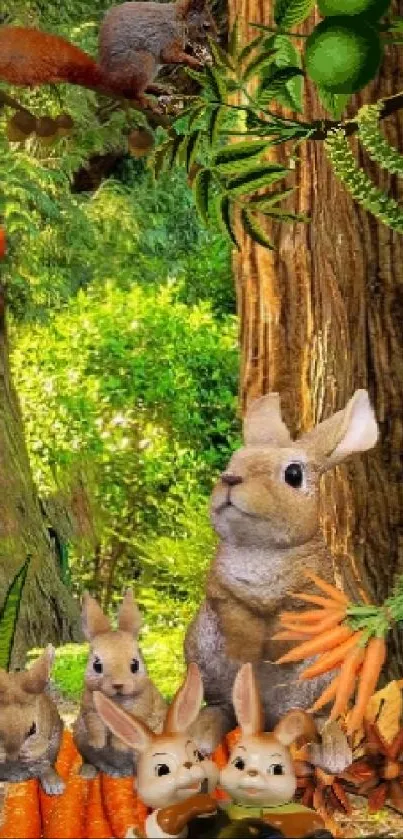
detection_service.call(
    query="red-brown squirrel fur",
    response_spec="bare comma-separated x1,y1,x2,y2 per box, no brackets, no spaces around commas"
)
0,0,215,104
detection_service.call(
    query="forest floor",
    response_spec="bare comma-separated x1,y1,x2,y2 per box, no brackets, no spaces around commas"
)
1,688,403,837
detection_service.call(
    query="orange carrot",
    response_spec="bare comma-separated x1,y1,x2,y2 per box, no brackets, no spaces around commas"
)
133,794,148,836
212,742,228,769
280,609,346,636
101,773,139,839
272,630,311,641
45,755,88,839
280,609,339,623
308,676,341,713
274,625,353,665
86,776,114,838
298,631,363,680
0,779,41,839
347,637,387,735
40,729,79,832
289,592,341,608
226,727,241,752
303,570,349,605
330,645,366,721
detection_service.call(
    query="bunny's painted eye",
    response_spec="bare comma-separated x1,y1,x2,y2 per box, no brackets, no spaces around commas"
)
284,462,304,489
27,722,36,737
156,763,171,776
93,657,103,674
268,763,284,775
233,756,245,770
194,749,204,761
130,658,139,674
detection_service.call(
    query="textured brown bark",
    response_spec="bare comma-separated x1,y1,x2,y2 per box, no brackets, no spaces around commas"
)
0,302,82,667
230,0,403,670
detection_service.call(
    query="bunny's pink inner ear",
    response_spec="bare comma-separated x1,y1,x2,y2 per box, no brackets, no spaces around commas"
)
21,644,54,694
299,389,379,472
232,663,264,735
243,393,292,448
93,691,152,752
82,591,111,640
274,710,314,747
164,662,203,734
118,589,142,637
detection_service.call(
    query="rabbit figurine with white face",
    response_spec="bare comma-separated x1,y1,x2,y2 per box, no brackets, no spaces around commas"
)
185,390,379,753
0,645,64,794
94,662,219,838
217,663,332,839
73,589,167,778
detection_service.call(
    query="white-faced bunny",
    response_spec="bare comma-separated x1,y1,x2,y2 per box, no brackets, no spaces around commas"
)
73,589,167,778
216,663,332,839
0,645,64,794
185,390,379,753
94,662,219,838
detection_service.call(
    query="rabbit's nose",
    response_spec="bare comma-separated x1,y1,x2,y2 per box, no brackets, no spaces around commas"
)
247,769,259,777
183,761,193,769
113,683,124,692
221,473,243,486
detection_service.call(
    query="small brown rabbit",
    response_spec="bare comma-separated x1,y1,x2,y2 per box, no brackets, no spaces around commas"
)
73,589,167,778
94,662,219,838
0,645,64,794
185,389,379,753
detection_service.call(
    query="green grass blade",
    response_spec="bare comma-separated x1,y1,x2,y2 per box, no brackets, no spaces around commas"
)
0,555,31,670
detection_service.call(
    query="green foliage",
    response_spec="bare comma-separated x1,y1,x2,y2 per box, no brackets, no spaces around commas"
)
357,101,403,175
274,0,315,27
0,556,31,670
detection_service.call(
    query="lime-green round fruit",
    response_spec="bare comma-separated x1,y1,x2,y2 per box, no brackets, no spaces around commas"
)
318,0,391,20
305,17,383,93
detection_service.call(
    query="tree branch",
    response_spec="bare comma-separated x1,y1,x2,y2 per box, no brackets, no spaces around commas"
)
304,91,403,140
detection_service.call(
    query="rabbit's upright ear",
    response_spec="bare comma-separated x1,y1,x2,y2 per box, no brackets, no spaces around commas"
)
243,394,292,447
164,662,203,734
93,691,152,752
118,589,142,637
21,645,54,694
82,591,111,640
274,710,317,747
232,663,264,735
299,389,379,472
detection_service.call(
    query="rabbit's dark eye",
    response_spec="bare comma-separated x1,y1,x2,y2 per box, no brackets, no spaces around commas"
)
156,763,170,776
268,763,284,775
93,657,103,674
234,756,245,770
27,722,36,737
130,658,139,674
194,749,204,761
284,462,304,489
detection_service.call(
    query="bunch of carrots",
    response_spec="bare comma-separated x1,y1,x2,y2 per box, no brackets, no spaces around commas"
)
272,570,387,735
0,730,148,839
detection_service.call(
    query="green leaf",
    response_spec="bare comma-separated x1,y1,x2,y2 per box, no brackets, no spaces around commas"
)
238,35,265,64
168,134,185,169
243,50,277,81
193,168,213,224
227,163,289,195
228,18,240,59
269,34,304,112
248,187,295,209
207,106,226,145
0,556,31,670
185,131,200,171
204,64,227,102
208,37,236,71
274,0,315,27
257,67,304,107
317,88,351,119
151,141,171,179
240,208,274,249
188,105,207,130
216,195,240,249
213,140,269,173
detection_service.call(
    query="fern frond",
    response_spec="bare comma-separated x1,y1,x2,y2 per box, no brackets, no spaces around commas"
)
357,101,403,177
325,129,403,234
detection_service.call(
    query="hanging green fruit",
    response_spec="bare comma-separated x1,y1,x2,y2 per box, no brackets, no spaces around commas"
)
305,17,383,93
318,0,391,21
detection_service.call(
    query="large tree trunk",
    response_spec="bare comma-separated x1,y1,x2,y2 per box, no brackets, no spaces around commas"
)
0,299,82,667
230,1,403,671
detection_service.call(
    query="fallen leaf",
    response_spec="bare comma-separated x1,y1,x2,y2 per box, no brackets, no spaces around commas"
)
365,681,402,745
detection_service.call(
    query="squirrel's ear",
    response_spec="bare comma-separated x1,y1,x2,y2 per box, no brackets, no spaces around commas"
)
164,662,203,734
118,589,142,637
21,645,54,695
274,710,316,747
232,663,264,735
94,692,153,752
243,393,292,447
299,389,379,472
82,591,111,640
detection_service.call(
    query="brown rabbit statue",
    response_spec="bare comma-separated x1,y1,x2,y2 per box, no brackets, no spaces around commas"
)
0,645,64,794
73,589,167,778
185,389,379,753
94,662,219,838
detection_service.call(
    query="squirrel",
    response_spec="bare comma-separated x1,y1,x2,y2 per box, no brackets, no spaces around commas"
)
0,0,215,109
